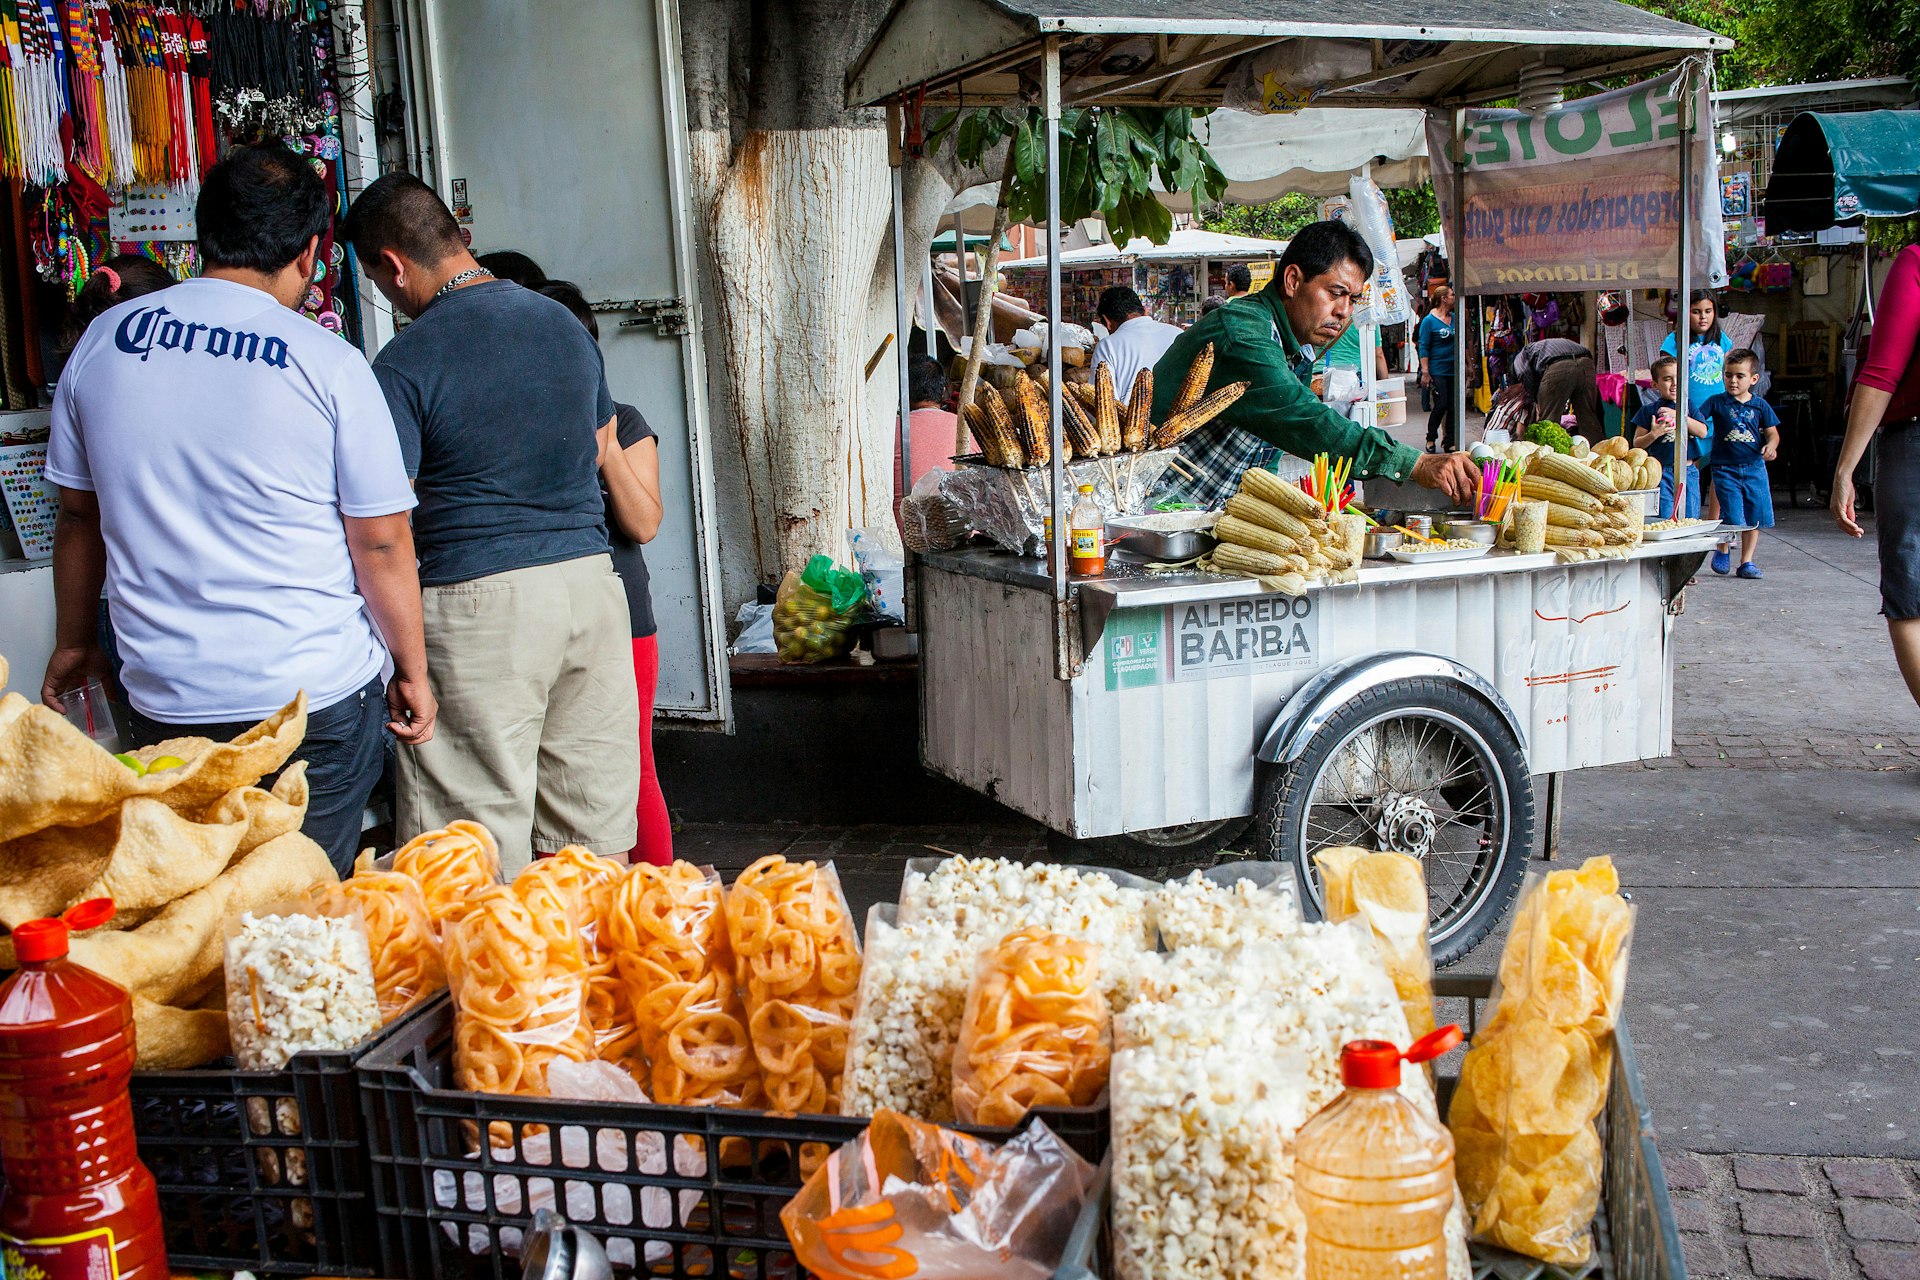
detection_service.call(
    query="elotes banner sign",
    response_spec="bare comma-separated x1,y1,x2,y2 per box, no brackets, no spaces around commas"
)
1428,70,1727,294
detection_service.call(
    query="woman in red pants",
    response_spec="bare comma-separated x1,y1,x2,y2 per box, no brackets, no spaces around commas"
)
541,283,674,863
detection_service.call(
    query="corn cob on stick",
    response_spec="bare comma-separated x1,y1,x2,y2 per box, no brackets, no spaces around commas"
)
960,402,997,466
1223,493,1317,544
1240,467,1331,522
1094,363,1121,455
1122,370,1153,452
1062,392,1103,458
1155,380,1251,449
1528,448,1617,496
1543,525,1603,548
1215,514,1310,558
1013,376,1051,467
1211,542,1299,578
1520,475,1601,512
1068,383,1097,411
1172,342,1215,413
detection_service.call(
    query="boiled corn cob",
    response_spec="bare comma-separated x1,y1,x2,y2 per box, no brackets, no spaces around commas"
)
1156,380,1250,448
1215,514,1309,558
1241,467,1331,522
1544,504,1593,529
1211,542,1297,577
1543,525,1603,548
1223,493,1317,543
1172,342,1216,413
1519,475,1601,512
1529,448,1617,496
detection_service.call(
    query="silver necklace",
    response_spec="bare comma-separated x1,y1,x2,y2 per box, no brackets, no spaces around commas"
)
435,267,493,298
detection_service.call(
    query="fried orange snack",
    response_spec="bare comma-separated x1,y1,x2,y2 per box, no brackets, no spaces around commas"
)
952,927,1109,1126
391,820,502,936
606,862,759,1107
514,847,639,1074
444,885,594,1114
338,852,446,1023
723,855,862,1115
1447,855,1634,1265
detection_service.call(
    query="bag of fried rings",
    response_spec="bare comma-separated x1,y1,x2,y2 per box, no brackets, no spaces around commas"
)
605,862,761,1107
512,848,643,1079
331,853,447,1024
952,927,1110,1126
444,883,595,1143
723,854,863,1115
780,1108,1095,1280
389,819,503,939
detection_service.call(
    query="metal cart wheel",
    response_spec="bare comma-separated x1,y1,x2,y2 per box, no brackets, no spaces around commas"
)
1047,816,1254,876
1253,676,1534,967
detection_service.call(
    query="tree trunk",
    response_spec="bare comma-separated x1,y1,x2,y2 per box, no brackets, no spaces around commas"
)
680,0,970,597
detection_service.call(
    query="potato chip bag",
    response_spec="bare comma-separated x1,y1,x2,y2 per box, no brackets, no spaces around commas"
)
1446,855,1634,1264
1315,847,1436,1042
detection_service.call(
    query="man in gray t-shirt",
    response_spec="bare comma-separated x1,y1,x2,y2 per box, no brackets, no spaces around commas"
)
343,175,638,873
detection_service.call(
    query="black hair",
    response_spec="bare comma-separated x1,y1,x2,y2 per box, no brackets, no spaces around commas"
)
72,255,174,332
1724,347,1759,372
1226,264,1252,293
478,250,548,289
537,280,599,340
1278,219,1373,286
196,144,331,273
1200,293,1229,315
1650,353,1678,379
1096,285,1145,326
340,172,465,268
908,353,946,406
1686,287,1724,347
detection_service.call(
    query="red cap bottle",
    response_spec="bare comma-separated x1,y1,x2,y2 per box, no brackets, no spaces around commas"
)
0,899,169,1279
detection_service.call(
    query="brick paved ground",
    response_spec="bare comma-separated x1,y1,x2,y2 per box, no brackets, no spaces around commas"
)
1665,1153,1920,1278
1650,732,1920,771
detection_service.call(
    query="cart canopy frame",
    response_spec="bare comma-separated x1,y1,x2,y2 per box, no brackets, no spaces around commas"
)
847,0,1728,110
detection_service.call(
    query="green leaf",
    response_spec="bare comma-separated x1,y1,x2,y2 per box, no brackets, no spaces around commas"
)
1012,118,1042,190
1094,113,1125,185
956,112,983,167
925,110,959,155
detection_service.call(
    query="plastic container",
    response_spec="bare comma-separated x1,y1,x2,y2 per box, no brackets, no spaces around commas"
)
361,997,1108,1280
1294,1025,1464,1280
0,899,168,1279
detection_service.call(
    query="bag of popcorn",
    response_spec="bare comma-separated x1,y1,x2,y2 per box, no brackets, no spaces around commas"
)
223,895,383,1071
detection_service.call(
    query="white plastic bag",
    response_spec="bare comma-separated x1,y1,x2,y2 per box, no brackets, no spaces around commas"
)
850,526,907,622
731,602,775,654
1344,174,1411,326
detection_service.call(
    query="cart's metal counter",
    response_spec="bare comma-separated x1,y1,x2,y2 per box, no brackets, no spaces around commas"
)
915,536,1717,840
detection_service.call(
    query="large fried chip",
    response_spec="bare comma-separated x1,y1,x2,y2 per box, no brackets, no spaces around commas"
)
1313,845,1368,919
201,763,311,855
1316,848,1435,1041
61,830,336,1005
0,691,306,843
133,996,231,1070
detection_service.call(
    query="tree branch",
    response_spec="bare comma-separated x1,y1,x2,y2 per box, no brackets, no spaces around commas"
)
956,143,1019,421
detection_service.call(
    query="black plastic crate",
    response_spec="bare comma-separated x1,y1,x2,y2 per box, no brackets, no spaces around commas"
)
127,993,447,1277
362,996,1109,1280
1054,974,1686,1280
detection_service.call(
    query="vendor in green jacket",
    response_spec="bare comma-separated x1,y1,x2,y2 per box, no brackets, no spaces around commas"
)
1150,220,1479,510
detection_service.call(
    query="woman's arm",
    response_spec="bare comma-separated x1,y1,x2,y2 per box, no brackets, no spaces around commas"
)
603,435,664,543
1833,384,1893,537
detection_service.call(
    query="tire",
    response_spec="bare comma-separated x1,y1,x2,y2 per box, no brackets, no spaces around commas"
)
1047,814,1255,877
1252,675,1533,967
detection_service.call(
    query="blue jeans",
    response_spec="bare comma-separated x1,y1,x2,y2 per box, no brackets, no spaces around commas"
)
127,676,389,876
1658,463,1701,520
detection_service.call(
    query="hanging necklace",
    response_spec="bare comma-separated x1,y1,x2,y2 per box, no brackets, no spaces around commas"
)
434,266,491,298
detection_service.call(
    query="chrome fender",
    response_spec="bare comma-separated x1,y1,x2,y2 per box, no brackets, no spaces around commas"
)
1256,651,1528,766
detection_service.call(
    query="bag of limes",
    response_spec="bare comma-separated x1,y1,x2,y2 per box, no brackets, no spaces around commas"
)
773,554,868,663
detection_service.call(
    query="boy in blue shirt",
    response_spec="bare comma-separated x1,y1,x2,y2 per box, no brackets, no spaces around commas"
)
1629,355,1709,519
1698,349,1780,579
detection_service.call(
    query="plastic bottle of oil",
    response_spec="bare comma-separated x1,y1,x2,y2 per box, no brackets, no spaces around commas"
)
1068,484,1105,577
1294,1025,1463,1280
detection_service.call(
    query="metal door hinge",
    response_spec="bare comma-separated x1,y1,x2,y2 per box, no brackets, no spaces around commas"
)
592,297,690,335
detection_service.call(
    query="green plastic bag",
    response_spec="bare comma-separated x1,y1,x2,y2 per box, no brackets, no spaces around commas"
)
774,555,868,664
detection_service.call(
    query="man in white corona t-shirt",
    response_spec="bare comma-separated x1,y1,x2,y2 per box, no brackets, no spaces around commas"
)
43,144,435,873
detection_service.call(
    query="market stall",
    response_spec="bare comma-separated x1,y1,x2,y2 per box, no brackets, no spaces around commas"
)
859,1,1731,963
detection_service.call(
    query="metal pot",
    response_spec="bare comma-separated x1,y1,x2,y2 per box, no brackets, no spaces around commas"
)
1363,527,1404,559
1434,517,1499,546
522,1210,614,1280
1105,516,1218,562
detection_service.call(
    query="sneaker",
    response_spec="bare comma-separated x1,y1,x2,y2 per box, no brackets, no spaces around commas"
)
1737,561,1763,579
1711,549,1731,575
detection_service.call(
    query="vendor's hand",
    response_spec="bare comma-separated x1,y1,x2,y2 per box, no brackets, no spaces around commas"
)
1419,371,1431,388
1832,471,1863,537
41,645,111,712
1761,442,1778,462
1411,451,1481,506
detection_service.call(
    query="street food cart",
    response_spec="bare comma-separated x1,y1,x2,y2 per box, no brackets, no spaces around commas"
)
852,0,1731,964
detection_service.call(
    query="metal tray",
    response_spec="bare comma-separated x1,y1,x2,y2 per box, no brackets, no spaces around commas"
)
1389,544,1494,564
1106,513,1218,562
1641,518,1722,542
